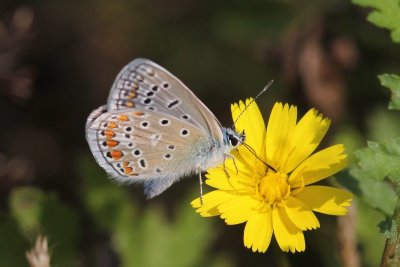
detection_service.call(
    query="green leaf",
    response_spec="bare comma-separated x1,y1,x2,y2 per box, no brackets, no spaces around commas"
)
348,138,400,215
351,138,400,182
340,171,397,215
378,216,396,239
379,74,400,110
353,0,400,43
9,187,44,240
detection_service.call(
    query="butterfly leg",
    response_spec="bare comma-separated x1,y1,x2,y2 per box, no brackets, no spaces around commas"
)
224,153,238,177
223,157,230,178
198,169,204,205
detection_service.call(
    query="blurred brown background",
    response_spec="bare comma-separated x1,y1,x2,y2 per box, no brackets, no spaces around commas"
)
0,1,398,267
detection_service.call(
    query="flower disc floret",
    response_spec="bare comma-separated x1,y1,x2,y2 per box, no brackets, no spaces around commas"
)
258,171,290,205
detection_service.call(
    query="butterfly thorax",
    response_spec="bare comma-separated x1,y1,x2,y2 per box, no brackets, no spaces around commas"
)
195,127,244,172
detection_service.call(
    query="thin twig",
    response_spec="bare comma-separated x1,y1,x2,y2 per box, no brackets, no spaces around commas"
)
381,197,400,267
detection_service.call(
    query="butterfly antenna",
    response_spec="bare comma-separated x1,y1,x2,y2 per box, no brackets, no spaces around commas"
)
242,143,276,172
232,80,274,128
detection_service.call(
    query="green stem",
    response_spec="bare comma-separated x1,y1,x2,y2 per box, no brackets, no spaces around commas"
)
381,196,400,267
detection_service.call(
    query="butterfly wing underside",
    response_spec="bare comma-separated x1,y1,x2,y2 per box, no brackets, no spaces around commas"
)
86,59,225,198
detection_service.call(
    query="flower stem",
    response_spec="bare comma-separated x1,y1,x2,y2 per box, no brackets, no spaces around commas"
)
381,196,400,267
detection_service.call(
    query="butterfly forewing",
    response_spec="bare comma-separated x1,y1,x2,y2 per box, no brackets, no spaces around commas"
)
107,58,223,141
86,108,205,182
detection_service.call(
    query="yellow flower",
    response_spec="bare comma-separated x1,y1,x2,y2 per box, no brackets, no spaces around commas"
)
192,100,352,253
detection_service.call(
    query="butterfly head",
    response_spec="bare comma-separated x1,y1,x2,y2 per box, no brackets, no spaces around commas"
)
222,127,245,149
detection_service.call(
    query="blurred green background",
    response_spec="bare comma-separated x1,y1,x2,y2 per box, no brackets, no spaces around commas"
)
0,0,399,266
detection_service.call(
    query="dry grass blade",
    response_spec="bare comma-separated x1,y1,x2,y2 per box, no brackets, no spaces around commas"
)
26,235,51,267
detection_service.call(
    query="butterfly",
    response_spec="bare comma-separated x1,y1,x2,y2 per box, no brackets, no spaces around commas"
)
85,58,245,199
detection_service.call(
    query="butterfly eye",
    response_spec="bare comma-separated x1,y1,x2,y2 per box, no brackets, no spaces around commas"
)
228,134,239,147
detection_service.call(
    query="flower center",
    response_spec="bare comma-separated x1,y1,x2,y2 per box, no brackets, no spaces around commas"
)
258,171,290,205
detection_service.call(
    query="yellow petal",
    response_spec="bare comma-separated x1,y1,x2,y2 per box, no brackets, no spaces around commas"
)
289,144,348,187
233,145,261,169
243,208,273,253
272,206,305,253
293,186,353,215
231,99,266,157
284,197,320,231
266,103,297,171
205,158,256,191
191,190,236,217
231,147,268,178
218,195,260,225
282,109,331,173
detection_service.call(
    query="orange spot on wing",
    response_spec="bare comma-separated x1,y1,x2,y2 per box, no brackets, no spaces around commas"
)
124,167,133,174
128,92,136,98
125,101,134,107
111,150,123,160
104,130,116,139
132,111,145,116
107,122,117,128
106,140,119,148
118,114,129,121
122,162,129,167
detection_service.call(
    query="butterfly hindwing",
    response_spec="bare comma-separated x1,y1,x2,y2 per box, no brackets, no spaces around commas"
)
86,107,206,197
143,178,176,199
